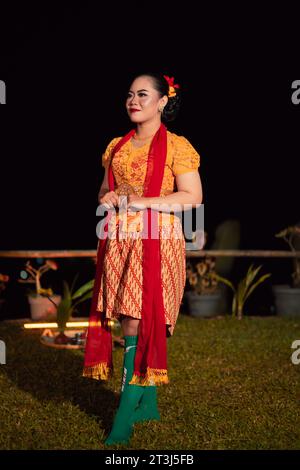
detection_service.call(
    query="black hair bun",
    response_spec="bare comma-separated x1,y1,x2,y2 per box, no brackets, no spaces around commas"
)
162,92,181,122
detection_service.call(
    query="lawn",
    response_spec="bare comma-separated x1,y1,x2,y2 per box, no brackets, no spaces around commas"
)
0,314,299,450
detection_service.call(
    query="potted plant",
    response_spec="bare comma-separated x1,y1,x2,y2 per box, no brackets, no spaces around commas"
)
184,221,241,317
53,275,94,345
214,264,271,320
185,255,224,318
0,273,9,314
273,224,300,317
19,260,61,320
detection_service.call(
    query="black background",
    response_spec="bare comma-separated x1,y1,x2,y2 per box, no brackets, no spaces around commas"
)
0,4,299,316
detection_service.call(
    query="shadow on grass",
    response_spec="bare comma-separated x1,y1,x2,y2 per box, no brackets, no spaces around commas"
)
0,322,120,435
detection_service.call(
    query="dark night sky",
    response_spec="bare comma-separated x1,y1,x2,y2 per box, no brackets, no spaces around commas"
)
0,5,299,252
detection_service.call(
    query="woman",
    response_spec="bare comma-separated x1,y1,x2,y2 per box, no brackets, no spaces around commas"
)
83,72,203,446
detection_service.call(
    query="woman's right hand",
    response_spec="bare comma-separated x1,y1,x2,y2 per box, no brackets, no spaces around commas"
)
99,190,120,208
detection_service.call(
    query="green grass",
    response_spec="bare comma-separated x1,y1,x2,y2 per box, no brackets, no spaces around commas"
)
0,315,300,450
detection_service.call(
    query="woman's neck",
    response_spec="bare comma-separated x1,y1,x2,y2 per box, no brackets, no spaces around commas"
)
135,120,161,139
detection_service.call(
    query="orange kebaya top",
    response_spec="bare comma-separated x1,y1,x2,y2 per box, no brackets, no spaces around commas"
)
101,130,201,231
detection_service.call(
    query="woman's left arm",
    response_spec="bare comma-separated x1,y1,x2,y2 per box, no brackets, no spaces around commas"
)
128,171,203,212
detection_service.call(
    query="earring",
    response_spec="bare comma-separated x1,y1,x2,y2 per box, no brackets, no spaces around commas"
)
159,106,164,113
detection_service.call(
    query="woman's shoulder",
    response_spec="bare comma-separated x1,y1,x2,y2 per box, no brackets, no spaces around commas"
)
106,136,123,149
103,136,124,156
167,130,193,147
167,131,200,152
102,136,123,168
167,131,201,175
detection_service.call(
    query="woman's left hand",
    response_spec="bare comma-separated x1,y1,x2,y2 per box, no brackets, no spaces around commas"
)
127,194,148,210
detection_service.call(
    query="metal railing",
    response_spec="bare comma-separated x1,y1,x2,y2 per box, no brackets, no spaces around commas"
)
1,250,300,259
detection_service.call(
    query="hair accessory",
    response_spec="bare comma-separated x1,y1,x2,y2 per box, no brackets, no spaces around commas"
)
163,75,180,97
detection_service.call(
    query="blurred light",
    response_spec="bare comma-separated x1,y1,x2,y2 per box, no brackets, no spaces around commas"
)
23,319,120,330
24,321,89,329
20,270,28,279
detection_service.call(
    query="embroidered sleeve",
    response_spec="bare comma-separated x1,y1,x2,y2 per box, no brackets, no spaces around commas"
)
171,135,201,176
101,137,122,169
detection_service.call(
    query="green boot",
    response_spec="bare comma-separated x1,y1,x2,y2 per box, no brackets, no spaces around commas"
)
104,335,144,446
131,385,161,423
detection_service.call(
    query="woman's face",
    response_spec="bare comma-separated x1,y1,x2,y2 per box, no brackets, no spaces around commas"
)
126,76,167,123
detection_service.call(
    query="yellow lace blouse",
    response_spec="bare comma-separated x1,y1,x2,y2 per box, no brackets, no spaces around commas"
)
101,130,201,230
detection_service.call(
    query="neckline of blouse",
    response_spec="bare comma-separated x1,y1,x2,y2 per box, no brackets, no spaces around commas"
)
129,138,151,150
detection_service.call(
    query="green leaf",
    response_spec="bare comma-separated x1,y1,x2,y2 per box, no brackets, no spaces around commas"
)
56,281,72,331
245,264,262,289
275,226,295,238
236,278,247,305
213,273,235,292
70,273,80,296
72,290,93,310
56,300,72,332
72,279,94,300
243,273,272,303
232,295,237,317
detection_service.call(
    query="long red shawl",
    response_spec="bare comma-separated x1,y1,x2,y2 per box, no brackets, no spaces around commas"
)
83,122,169,386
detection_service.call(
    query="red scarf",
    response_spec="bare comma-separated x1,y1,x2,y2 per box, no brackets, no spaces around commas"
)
83,122,169,386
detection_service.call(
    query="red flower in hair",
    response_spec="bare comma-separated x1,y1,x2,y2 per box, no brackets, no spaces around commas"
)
163,75,180,97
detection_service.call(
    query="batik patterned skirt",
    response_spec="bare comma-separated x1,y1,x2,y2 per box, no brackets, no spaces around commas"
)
96,210,186,335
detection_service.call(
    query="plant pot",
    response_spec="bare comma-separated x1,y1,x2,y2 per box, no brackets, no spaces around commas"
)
272,284,300,317
40,329,85,349
28,294,61,321
185,290,223,318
